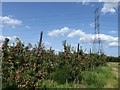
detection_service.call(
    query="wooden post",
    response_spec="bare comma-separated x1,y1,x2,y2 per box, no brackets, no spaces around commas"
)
77,43,79,52
36,31,43,56
39,31,43,50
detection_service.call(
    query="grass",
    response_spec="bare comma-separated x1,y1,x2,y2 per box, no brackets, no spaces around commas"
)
35,80,86,88
104,62,118,88
35,62,118,88
81,64,117,88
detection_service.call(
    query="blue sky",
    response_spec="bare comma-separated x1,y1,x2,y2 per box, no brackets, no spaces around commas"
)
1,2,118,56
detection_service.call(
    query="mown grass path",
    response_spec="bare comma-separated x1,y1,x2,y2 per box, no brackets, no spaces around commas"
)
104,62,119,88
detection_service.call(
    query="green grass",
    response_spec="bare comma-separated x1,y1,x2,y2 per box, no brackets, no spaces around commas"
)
81,65,113,88
81,62,118,88
35,80,86,88
104,62,118,88
35,62,118,88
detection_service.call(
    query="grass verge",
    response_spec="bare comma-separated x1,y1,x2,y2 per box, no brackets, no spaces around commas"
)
35,62,118,88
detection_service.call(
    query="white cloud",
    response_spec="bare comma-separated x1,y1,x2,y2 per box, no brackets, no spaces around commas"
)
99,0,120,2
54,48,61,55
81,0,119,14
68,30,85,38
0,16,22,28
67,27,118,47
71,44,78,47
100,34,118,42
48,27,70,37
81,0,120,4
82,0,95,5
108,42,120,47
79,34,93,43
82,0,120,3
25,26,31,29
82,0,120,5
80,34,118,44
49,27,118,47
101,2,118,14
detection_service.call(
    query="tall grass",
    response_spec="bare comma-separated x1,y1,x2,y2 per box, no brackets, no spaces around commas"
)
81,64,117,88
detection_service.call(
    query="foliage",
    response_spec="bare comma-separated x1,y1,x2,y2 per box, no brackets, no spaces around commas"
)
106,56,120,62
1,38,108,89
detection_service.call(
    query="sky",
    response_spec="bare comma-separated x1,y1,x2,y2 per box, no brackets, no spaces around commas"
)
0,1,119,57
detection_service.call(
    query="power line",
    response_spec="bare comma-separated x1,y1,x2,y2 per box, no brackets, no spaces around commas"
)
93,8,104,55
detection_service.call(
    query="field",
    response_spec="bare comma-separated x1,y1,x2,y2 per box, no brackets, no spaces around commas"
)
1,38,120,89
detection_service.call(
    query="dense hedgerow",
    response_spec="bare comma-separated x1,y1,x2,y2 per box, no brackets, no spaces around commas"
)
106,56,120,62
1,37,109,89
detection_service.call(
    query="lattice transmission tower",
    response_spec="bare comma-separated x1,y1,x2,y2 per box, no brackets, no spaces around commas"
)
93,8,103,54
